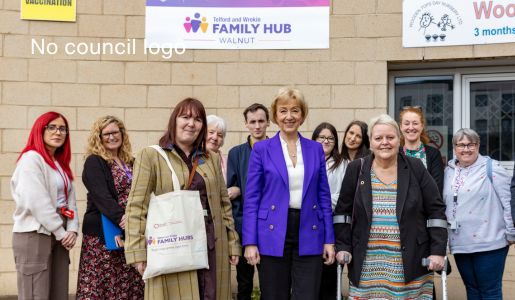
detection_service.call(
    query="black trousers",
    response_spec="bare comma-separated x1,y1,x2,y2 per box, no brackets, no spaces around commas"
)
258,209,323,300
236,246,256,300
319,261,337,300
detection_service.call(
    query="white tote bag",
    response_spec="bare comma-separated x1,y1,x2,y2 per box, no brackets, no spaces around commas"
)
143,145,209,280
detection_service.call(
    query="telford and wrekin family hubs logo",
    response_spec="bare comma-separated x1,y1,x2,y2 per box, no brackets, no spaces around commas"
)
179,10,292,45
184,12,209,33
147,234,194,246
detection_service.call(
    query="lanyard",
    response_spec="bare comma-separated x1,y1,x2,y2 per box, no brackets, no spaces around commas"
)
55,164,69,206
450,164,471,219
114,159,132,181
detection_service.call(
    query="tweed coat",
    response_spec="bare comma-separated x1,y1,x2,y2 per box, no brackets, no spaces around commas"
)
125,146,241,300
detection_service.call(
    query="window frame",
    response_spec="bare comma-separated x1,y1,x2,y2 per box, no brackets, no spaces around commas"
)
389,66,515,169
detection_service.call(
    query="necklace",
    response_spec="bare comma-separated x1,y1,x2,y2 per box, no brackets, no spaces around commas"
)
289,152,297,158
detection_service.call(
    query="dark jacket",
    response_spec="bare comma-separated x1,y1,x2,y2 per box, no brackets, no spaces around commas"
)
227,136,252,236
82,154,126,240
401,144,444,195
334,153,447,285
425,145,444,195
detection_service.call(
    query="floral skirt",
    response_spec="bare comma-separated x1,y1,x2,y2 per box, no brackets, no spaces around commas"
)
76,234,144,300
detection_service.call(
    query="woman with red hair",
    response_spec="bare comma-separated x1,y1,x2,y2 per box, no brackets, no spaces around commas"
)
11,112,79,300
399,106,444,193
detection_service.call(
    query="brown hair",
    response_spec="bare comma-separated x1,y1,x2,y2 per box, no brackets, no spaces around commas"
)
159,98,208,156
270,87,308,125
399,107,430,145
341,120,370,161
311,122,343,171
243,103,269,122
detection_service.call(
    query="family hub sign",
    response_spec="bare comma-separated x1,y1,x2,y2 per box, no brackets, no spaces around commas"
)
403,0,515,47
145,0,329,49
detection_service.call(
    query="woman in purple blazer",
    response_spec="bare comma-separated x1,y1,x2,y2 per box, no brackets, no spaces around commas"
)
243,87,335,299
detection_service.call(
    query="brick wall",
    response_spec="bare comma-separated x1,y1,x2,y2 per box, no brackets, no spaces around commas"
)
1,0,515,297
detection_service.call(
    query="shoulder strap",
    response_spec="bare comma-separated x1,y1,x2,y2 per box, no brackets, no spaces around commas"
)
148,145,181,192
486,157,493,183
353,158,365,196
485,157,501,200
187,158,199,189
350,158,365,227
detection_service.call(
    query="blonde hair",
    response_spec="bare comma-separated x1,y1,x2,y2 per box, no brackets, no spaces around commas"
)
85,115,133,164
369,114,401,138
270,87,308,125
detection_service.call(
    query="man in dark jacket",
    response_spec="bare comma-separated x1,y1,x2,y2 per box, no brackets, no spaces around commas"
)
227,103,269,300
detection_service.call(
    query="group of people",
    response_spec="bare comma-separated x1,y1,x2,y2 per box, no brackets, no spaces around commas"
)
10,86,515,300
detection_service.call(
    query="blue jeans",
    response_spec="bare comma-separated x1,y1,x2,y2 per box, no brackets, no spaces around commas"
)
454,246,509,300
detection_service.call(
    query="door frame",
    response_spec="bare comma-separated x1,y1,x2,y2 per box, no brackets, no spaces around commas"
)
461,72,515,129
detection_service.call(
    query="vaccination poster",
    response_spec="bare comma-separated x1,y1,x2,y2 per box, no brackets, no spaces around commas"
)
21,0,76,22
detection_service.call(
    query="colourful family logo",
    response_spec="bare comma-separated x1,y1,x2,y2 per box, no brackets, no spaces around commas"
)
147,236,157,246
184,13,209,33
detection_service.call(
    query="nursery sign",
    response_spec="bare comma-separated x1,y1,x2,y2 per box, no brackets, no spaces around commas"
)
145,0,330,49
403,0,515,47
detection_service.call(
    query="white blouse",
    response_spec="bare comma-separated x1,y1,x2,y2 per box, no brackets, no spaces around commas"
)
280,136,304,209
326,158,347,211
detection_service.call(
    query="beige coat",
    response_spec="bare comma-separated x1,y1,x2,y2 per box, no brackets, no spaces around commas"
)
125,146,241,300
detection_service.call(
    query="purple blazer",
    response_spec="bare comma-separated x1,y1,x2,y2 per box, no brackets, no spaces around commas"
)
242,132,334,257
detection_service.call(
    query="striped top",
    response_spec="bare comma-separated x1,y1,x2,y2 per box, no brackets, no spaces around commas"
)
349,170,433,300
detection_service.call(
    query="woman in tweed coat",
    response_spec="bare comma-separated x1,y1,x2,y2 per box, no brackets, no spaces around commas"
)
125,98,241,300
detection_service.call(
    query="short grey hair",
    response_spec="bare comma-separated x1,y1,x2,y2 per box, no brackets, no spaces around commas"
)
452,128,480,146
206,115,227,138
368,114,401,138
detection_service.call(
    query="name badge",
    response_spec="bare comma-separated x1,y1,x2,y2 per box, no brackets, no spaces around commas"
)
448,220,458,230
60,207,74,219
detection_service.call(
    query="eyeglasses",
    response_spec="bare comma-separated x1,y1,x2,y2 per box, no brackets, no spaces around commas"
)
316,136,335,144
45,125,68,135
101,131,121,139
401,105,422,111
455,143,478,150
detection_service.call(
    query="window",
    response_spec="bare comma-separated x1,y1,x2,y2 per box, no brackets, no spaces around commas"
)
393,76,454,162
390,67,515,170
464,75,515,162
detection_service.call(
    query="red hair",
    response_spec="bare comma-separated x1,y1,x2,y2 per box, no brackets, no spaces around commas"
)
18,112,74,180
